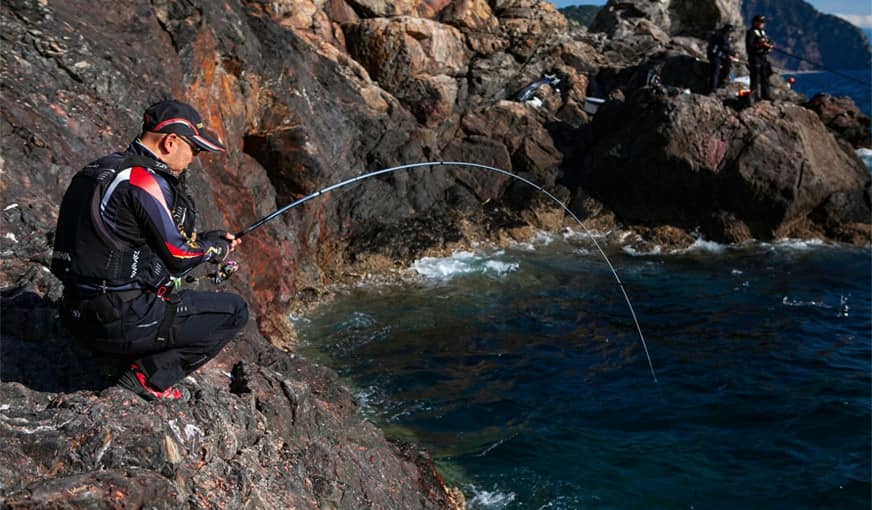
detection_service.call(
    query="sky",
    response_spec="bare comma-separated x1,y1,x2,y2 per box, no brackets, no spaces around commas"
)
548,1,872,27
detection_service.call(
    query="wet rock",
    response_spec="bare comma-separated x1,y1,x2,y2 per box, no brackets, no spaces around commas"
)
803,93,872,149
580,91,871,243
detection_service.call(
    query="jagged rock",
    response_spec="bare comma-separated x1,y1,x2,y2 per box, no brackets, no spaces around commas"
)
803,93,872,149
344,16,469,124
581,91,871,243
493,0,569,59
0,289,463,509
441,0,499,32
591,0,743,38
460,101,562,180
2,0,870,504
468,52,519,99
346,0,418,17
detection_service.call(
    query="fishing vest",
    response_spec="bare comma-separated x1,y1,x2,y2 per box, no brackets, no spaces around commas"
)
747,28,771,56
51,152,191,291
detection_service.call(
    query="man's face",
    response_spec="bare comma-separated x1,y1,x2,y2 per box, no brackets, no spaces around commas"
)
160,133,201,174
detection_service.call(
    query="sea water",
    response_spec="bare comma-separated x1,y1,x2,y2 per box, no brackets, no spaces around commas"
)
786,69,871,116
295,234,871,509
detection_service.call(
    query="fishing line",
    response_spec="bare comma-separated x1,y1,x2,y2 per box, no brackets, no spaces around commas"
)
771,47,872,87
236,161,658,382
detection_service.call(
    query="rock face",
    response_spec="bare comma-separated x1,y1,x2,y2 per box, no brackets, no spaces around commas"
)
0,296,462,509
1,0,870,507
804,93,872,149
344,16,469,125
579,90,871,243
560,5,602,27
591,0,744,38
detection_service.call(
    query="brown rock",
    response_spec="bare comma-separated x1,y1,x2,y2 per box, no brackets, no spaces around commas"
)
582,91,871,242
344,16,469,123
495,0,569,58
591,0,743,38
346,0,417,17
345,17,469,87
803,93,872,149
441,0,499,32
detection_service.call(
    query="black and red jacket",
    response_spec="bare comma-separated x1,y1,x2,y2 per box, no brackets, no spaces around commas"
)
52,140,224,290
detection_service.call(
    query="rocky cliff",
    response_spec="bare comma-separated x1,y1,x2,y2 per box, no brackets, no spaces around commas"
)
743,0,872,71
1,0,870,507
559,5,601,27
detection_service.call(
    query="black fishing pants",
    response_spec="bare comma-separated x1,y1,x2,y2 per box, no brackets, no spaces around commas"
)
709,58,732,93
66,289,248,390
749,55,772,102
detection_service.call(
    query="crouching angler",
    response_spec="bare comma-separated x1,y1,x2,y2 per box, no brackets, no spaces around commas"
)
52,99,249,401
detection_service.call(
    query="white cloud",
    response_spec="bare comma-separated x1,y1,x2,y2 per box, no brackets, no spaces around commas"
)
833,13,872,28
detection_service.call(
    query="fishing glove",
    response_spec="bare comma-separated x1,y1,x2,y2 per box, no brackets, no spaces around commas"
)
201,230,231,263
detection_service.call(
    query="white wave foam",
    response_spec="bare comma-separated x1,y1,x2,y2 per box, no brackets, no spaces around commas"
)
782,296,833,309
354,385,385,411
682,238,727,254
338,311,378,330
861,153,872,172
467,486,516,510
530,230,556,246
765,238,828,251
782,295,852,317
412,251,518,280
484,260,519,273
622,244,662,256
288,313,311,326
511,230,557,251
562,227,608,242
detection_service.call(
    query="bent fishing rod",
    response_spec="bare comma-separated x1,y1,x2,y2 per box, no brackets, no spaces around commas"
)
235,161,658,382
771,47,871,86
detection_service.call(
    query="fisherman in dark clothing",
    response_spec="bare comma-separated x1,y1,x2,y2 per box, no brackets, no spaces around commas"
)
746,14,775,104
707,24,738,94
52,99,248,400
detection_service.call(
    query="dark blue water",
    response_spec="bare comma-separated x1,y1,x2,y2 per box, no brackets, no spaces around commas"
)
296,238,871,509
786,68,872,116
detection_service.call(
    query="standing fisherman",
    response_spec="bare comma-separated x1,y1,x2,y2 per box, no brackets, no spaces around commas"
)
707,24,738,94
746,15,776,104
51,99,249,400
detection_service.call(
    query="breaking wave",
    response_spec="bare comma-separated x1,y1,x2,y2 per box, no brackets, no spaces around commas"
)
466,486,516,510
412,251,519,280
857,148,872,172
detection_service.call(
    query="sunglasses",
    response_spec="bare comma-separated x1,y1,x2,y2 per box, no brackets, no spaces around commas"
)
179,135,203,155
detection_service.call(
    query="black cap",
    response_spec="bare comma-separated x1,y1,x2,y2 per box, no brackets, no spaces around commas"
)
142,99,226,153
722,23,734,32
752,15,767,24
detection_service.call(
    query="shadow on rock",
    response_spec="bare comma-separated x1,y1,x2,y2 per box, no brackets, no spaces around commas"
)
1,290,119,393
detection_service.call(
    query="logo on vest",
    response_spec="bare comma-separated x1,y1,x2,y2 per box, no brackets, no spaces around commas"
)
130,250,140,278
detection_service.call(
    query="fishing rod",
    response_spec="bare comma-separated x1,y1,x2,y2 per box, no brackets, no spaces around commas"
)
771,47,871,86
235,161,658,382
